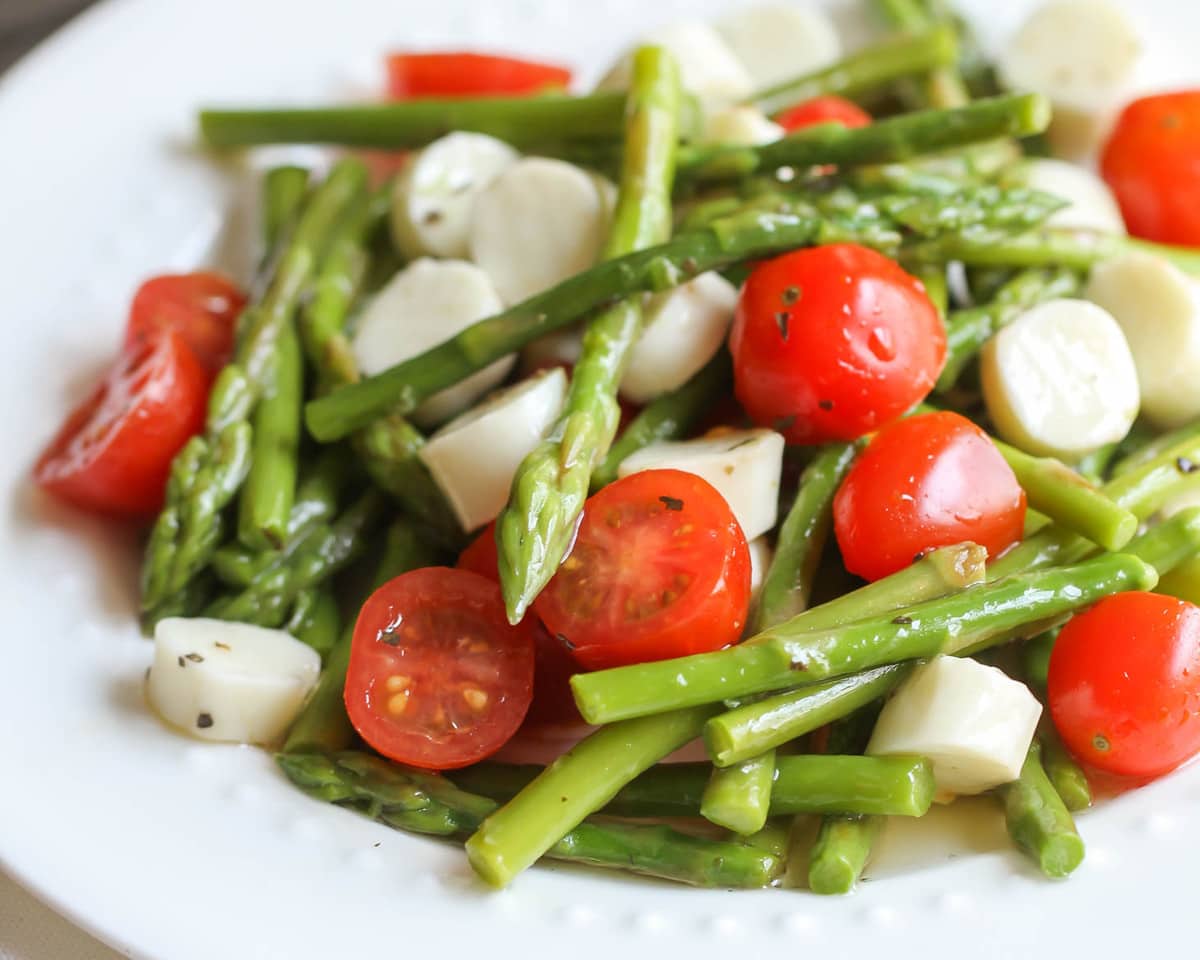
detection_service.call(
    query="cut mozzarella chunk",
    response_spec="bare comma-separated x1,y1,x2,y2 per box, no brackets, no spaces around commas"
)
1085,251,1200,428
702,106,785,146
620,272,738,404
867,656,1042,797
716,3,842,90
981,298,1139,458
1010,158,1125,234
999,0,1141,158
617,429,784,540
351,259,511,428
597,21,753,109
748,536,773,597
390,132,519,260
470,157,611,305
419,368,568,532
146,618,320,745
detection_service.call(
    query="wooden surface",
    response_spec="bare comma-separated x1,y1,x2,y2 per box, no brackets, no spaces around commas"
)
0,0,95,72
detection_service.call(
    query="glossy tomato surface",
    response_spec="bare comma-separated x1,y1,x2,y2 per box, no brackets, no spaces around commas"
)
456,522,499,581
776,95,872,133
345,567,536,770
729,244,945,445
1049,592,1200,779
387,52,571,99
534,469,751,671
1101,90,1200,245
34,329,209,517
125,272,245,374
833,411,1025,581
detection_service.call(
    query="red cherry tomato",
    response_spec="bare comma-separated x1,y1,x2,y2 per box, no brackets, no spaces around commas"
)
125,272,246,374
833,411,1025,581
1048,592,1200,779
534,469,751,670
386,52,572,99
345,568,536,770
776,95,872,133
34,330,210,517
729,244,945,445
1101,91,1200,245
457,522,499,581
524,624,585,727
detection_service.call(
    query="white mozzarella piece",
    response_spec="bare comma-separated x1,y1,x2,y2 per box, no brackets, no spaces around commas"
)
519,328,585,376
351,259,512,428
470,157,611,305
867,656,1042,797
620,272,738,404
748,536,773,597
716,3,842,90
597,21,754,109
617,429,785,540
999,0,1141,158
390,132,519,260
1085,251,1200,428
702,106,785,146
146,618,320,745
419,368,568,532
1011,158,1125,234
981,298,1139,458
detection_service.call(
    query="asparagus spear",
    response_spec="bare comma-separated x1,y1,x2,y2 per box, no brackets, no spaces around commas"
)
283,518,442,754
495,45,683,623
278,751,783,888
571,553,1156,723
1039,727,1093,813
291,588,340,658
996,741,1085,878
936,268,1083,391
752,442,860,632
141,160,368,615
1111,420,1200,478
701,751,776,836
749,25,959,115
260,165,310,257
591,350,731,490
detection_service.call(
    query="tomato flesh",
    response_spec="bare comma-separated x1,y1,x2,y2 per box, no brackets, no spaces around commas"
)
833,411,1026,581
1048,592,1200,779
729,244,945,445
1101,90,1200,245
34,329,209,517
125,272,246,374
387,52,572,99
534,469,751,671
345,567,535,770
776,95,872,133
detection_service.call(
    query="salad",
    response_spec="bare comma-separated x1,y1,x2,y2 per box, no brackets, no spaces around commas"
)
32,0,1200,894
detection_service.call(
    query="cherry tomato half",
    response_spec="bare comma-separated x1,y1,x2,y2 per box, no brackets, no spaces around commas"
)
833,411,1026,581
386,52,572,99
457,522,499,581
776,95,872,133
34,329,210,517
125,272,246,374
1101,90,1200,246
534,469,751,671
729,244,945,445
345,567,536,770
1048,592,1200,779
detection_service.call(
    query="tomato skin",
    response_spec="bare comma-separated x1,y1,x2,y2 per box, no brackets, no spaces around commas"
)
125,272,245,374
776,95,872,133
386,52,571,99
34,330,210,517
457,522,499,581
534,469,751,671
729,245,945,445
1101,91,1200,245
345,568,536,770
1048,592,1200,779
833,411,1026,581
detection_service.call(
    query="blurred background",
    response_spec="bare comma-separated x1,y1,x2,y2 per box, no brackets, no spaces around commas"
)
0,0,93,72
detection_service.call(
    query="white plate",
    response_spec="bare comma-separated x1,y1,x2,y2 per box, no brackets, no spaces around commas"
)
1,0,1198,957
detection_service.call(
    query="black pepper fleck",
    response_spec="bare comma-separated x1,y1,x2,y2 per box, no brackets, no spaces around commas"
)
681,256,699,275
380,633,401,646
178,656,186,668
214,642,232,651
373,842,381,848
775,311,790,340
781,285,801,305
185,652,204,663
197,713,214,729
913,550,928,563
817,399,834,411
659,495,685,511
1178,456,1198,474
892,615,913,625
422,209,444,225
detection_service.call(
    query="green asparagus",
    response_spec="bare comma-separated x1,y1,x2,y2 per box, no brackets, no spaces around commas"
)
261,165,310,256
997,741,1085,878
496,45,683,623
701,751,776,835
